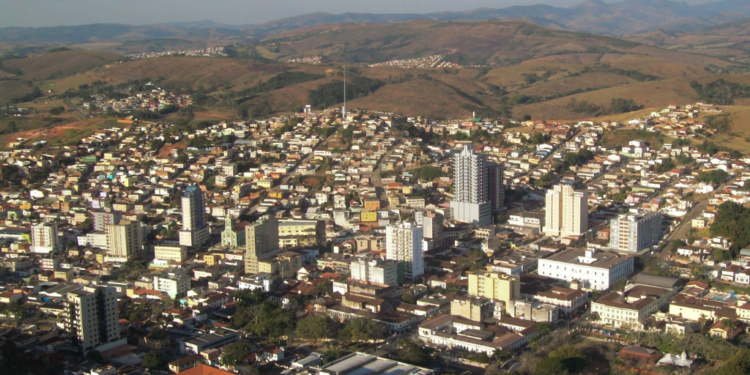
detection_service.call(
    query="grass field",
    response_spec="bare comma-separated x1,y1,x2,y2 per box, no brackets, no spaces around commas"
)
0,117,116,148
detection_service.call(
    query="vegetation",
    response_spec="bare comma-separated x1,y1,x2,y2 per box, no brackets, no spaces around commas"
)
691,79,750,105
221,343,251,367
697,169,729,185
565,97,643,116
309,76,383,109
534,346,587,375
297,315,332,344
711,202,750,256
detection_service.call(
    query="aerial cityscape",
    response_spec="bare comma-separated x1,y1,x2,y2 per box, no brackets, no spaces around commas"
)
4,1,750,375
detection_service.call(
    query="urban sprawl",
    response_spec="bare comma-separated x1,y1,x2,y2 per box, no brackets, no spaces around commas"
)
2,98,749,375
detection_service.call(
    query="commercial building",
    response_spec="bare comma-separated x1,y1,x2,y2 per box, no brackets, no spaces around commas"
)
386,222,423,280
533,286,588,315
609,209,663,253
592,283,677,329
32,222,58,254
106,220,141,259
258,250,303,279
63,286,120,351
154,245,187,263
467,270,520,307
315,352,433,375
153,269,191,298
179,327,239,355
450,145,492,226
278,219,325,248
543,184,588,237
179,186,209,247
245,216,281,274
537,248,634,291
450,296,494,322
350,254,402,286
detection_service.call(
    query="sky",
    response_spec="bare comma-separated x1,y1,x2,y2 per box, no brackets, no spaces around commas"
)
1,0,718,28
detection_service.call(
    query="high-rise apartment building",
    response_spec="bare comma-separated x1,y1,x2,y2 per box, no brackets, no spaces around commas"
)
421,211,444,248
386,222,423,279
609,209,663,253
63,286,120,351
106,220,141,258
179,186,209,247
245,216,280,274
468,270,520,307
487,161,505,213
450,145,492,226
92,210,122,232
544,184,588,237
350,254,401,286
32,222,59,254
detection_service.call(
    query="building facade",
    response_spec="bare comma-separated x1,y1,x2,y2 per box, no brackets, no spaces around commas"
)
544,184,588,237
467,270,520,306
609,209,663,253
63,286,120,351
350,254,401,286
32,222,58,254
450,145,492,226
106,220,141,259
386,222,424,279
537,248,634,291
154,245,187,263
179,186,209,247
245,216,281,274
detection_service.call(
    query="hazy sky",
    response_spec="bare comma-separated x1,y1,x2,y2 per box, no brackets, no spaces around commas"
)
1,0,718,28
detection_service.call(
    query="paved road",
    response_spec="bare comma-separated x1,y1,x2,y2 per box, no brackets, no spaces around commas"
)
369,146,399,208
63,98,87,120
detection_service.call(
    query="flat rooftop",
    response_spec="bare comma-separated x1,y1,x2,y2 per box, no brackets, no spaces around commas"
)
543,248,632,269
319,352,432,375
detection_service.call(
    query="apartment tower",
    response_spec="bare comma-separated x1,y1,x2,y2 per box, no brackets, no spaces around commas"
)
544,184,588,237
386,222,424,280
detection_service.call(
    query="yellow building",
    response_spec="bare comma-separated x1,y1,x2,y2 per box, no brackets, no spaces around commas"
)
258,251,303,279
54,269,74,281
204,253,225,265
361,211,378,223
364,199,380,211
468,271,520,306
257,178,274,188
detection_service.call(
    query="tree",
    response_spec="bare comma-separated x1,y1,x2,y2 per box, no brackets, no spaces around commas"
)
142,351,162,369
129,311,140,323
721,319,738,331
549,346,587,373
221,343,250,367
397,339,433,366
340,318,386,346
297,315,332,345
401,289,417,304
534,357,568,375
716,348,750,375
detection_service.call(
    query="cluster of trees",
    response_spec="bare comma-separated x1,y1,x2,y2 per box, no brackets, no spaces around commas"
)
408,166,446,181
232,290,296,343
308,76,383,109
531,132,552,145
534,346,588,375
711,202,750,256
10,87,42,104
0,121,18,135
0,165,22,188
654,158,676,173
564,149,594,167
566,98,643,116
188,136,212,149
48,106,65,115
697,169,729,185
691,79,750,105
716,348,750,375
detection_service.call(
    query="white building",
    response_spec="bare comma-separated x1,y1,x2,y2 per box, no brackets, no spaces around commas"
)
450,145,492,226
350,254,400,286
544,184,588,237
609,209,662,253
386,222,424,279
63,286,120,351
32,222,58,254
106,220,141,259
537,248,634,291
153,269,191,298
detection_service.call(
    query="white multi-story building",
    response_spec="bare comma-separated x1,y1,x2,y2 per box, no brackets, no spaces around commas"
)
179,186,209,247
450,145,492,226
386,222,423,279
609,209,663,253
350,254,400,286
537,248,634,291
154,245,188,263
32,222,58,254
153,269,191,298
63,286,120,351
180,327,239,355
106,220,141,259
544,184,588,237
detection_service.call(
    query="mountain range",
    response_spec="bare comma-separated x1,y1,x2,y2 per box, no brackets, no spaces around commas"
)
1,0,750,46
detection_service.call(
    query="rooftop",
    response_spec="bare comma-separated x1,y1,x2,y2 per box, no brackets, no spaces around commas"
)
319,352,432,375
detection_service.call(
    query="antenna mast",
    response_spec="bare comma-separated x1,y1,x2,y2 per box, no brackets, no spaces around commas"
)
342,65,347,120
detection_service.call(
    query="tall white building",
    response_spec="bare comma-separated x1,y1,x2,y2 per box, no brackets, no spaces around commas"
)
450,145,492,226
153,269,191,298
544,184,588,237
537,248,634,291
609,209,663,253
180,186,209,247
106,220,141,259
386,222,424,280
32,222,59,254
350,254,400,286
63,286,120,351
